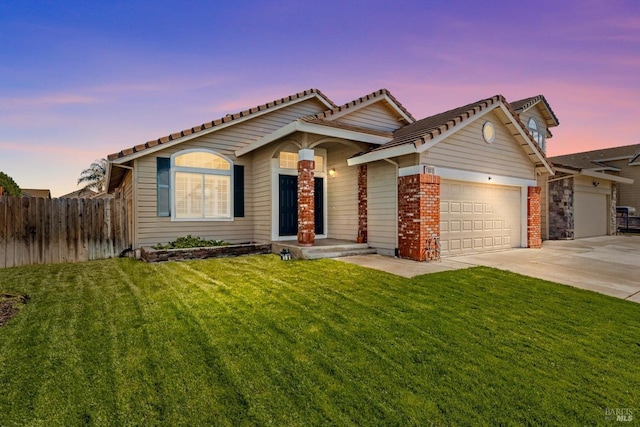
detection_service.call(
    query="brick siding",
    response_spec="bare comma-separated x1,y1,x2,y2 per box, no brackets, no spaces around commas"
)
397,173,441,261
527,186,542,248
358,164,367,243
297,159,315,246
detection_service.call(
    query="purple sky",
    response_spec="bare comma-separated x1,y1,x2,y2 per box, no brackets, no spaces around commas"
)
1,0,639,196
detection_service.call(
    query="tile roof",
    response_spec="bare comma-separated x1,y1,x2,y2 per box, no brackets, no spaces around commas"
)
107,89,336,161
367,95,505,153
510,95,560,126
310,88,415,122
548,143,640,169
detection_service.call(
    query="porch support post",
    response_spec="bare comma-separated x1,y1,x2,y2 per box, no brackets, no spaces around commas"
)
527,186,542,248
297,148,315,246
357,164,367,243
398,173,440,261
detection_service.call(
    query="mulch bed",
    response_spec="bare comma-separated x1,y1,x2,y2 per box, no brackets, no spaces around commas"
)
0,293,29,327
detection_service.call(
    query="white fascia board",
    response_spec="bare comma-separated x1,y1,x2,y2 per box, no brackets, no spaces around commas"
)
235,122,298,157
629,161,640,166
586,166,621,172
323,94,413,124
436,166,537,188
496,103,554,175
111,92,330,163
415,104,498,155
346,144,416,166
579,169,634,184
236,121,392,157
597,155,633,162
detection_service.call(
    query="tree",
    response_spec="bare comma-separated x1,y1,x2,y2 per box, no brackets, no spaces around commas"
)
0,171,21,196
77,158,108,192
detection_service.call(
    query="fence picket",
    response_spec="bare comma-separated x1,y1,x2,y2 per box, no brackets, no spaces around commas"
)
0,196,130,267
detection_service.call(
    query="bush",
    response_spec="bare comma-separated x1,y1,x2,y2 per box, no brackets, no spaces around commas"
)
152,235,230,250
0,172,21,196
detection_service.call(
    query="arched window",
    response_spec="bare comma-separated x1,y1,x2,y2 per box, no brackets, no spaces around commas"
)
173,150,231,219
528,118,545,151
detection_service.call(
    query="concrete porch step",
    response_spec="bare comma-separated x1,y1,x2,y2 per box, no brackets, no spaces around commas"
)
272,241,376,260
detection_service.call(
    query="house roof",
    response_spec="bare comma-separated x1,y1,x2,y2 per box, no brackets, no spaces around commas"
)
346,94,554,174
510,95,560,127
369,95,503,154
311,88,415,124
548,143,640,170
21,189,51,198
107,88,336,161
59,188,99,199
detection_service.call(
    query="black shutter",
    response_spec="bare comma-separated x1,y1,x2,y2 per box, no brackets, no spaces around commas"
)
157,157,170,217
233,164,244,218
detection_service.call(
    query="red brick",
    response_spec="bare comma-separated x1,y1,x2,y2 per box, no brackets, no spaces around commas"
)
297,159,315,246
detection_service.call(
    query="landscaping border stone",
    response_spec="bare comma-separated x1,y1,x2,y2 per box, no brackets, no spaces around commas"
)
141,243,272,263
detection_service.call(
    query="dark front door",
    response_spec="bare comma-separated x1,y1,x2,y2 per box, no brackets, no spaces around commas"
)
314,177,324,235
278,175,325,237
279,175,298,236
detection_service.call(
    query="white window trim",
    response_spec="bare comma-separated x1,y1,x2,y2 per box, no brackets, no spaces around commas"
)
270,149,328,241
170,148,234,222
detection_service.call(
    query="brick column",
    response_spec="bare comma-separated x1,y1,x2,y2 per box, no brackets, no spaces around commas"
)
527,186,542,248
357,164,367,243
398,173,440,261
297,148,315,246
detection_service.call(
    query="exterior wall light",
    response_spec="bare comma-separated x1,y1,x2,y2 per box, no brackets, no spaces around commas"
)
329,168,336,178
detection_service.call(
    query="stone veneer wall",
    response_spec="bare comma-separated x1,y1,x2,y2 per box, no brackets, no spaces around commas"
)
548,176,574,240
397,173,440,261
358,164,367,242
527,186,542,248
297,159,315,246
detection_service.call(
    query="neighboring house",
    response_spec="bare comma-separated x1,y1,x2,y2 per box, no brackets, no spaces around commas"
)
106,89,555,261
21,189,52,198
59,188,99,199
540,144,637,240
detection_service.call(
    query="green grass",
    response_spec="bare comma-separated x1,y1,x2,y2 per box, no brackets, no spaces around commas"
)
0,255,638,426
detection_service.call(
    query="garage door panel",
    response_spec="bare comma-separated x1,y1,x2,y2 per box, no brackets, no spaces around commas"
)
441,180,521,255
575,191,607,238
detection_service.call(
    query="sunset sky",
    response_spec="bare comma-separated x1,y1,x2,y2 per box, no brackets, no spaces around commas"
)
1,0,639,196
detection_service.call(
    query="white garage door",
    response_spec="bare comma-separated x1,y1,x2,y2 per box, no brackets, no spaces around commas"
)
441,180,522,255
574,191,607,238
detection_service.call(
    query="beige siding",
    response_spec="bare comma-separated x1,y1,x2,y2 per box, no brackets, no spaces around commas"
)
367,160,397,254
327,145,360,240
421,110,536,180
334,101,405,132
519,106,548,152
251,145,273,242
132,98,327,247
608,160,640,210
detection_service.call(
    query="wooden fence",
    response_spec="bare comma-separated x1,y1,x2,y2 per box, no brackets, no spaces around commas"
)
0,196,130,268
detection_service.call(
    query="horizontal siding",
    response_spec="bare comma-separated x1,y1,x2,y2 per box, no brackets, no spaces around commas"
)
335,101,404,132
519,105,548,137
609,160,640,210
367,161,397,250
251,145,273,242
421,110,535,180
327,145,360,240
131,98,328,247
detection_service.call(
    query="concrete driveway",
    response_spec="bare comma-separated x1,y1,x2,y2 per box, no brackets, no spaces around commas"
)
336,235,640,303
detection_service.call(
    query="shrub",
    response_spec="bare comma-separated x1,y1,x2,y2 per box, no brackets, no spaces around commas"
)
152,235,230,250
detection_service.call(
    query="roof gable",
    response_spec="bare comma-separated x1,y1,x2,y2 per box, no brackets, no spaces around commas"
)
348,95,554,174
107,89,335,162
511,95,559,128
313,89,415,128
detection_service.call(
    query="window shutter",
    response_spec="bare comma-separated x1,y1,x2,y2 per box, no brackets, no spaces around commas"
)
233,164,244,218
157,157,170,217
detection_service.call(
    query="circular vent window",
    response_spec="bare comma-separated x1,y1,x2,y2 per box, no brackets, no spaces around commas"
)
482,121,495,144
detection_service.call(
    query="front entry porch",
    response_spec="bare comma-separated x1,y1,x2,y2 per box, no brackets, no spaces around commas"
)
271,239,376,260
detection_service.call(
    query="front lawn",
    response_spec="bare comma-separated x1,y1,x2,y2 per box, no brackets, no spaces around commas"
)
0,256,638,425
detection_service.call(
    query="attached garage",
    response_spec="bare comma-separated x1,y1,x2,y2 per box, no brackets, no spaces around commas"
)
440,180,522,255
574,190,608,238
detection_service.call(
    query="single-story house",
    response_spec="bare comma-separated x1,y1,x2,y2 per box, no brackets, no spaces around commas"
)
21,189,52,198
106,88,557,261
541,145,637,239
